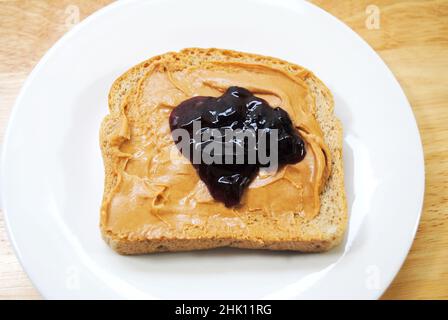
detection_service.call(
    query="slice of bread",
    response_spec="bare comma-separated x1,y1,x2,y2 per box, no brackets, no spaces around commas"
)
100,48,347,254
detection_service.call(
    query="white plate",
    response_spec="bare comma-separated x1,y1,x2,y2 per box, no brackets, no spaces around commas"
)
2,0,424,299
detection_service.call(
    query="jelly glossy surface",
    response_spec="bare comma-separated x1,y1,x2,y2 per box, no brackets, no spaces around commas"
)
169,86,306,206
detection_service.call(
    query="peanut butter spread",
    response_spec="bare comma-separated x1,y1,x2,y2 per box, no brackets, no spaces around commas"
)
102,61,331,240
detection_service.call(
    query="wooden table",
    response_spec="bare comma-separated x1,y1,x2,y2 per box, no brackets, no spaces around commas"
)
0,0,446,300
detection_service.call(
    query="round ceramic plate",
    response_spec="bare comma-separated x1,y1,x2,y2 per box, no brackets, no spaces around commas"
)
2,0,424,299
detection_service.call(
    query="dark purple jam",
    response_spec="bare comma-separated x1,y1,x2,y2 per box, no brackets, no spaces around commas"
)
169,86,306,207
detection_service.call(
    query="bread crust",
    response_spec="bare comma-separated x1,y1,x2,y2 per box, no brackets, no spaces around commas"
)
100,48,347,254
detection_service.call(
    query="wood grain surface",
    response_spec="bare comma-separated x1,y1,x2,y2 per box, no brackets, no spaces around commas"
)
0,0,446,300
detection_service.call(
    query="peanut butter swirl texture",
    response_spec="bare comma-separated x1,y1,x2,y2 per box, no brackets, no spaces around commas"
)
102,57,331,240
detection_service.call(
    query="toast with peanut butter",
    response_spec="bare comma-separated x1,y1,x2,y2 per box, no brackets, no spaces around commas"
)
100,48,347,254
